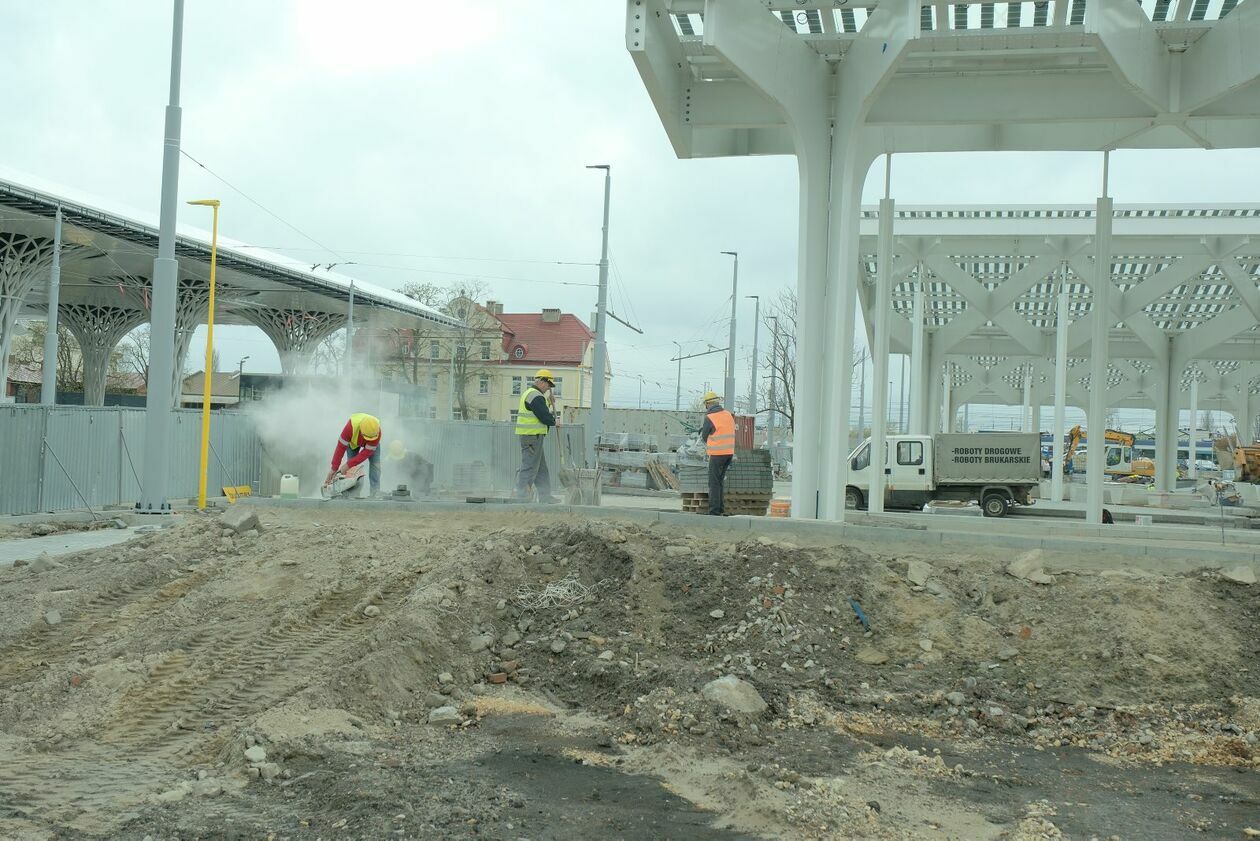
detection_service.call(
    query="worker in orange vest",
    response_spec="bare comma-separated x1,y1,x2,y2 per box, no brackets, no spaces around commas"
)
700,391,735,515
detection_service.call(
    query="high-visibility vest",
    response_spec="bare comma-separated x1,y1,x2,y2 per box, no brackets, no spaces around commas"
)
515,388,549,436
706,409,735,456
347,413,380,448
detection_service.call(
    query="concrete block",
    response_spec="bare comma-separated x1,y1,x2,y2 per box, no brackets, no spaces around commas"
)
218,506,260,534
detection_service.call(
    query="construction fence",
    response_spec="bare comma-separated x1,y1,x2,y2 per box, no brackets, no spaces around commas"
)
0,405,591,515
258,420,588,498
0,404,261,516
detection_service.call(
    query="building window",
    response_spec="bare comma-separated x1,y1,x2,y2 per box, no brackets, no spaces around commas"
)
429,373,439,392
430,340,440,360
452,408,463,421
428,406,437,419
479,376,489,395
480,341,491,360
477,409,488,421
551,376,562,398
510,410,518,423
513,346,525,359
511,376,522,395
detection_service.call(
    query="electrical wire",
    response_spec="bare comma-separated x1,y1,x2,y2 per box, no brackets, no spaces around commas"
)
180,149,345,261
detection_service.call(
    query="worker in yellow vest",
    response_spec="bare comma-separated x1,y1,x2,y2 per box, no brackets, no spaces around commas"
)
514,369,559,503
326,413,382,494
700,391,735,515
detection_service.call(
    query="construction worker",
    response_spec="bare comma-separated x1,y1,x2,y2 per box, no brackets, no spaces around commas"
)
385,440,434,496
700,391,735,515
326,413,382,495
514,369,559,502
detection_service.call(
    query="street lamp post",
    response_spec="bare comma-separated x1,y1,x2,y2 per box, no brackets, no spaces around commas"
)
767,316,778,452
187,198,220,510
138,0,186,514
746,295,759,420
586,164,611,466
672,341,682,411
237,355,249,378
720,252,738,410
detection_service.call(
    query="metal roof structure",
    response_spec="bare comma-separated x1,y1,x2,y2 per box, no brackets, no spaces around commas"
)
856,204,1260,414
0,169,460,404
628,0,1260,523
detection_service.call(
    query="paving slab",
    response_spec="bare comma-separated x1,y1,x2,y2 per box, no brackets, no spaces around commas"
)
0,528,138,568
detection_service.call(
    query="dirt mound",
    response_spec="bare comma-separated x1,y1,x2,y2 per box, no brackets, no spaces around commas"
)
0,506,1256,839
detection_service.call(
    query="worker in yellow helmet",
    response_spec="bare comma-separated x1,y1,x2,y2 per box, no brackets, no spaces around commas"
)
514,369,559,503
326,413,382,494
700,391,735,515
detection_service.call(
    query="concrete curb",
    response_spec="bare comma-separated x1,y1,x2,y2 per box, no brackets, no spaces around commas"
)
239,497,1260,568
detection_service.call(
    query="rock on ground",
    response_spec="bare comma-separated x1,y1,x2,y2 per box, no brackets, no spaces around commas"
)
701,675,768,714
856,647,889,665
244,745,267,764
1007,551,1055,585
428,706,461,725
219,507,260,535
1222,565,1257,585
906,560,933,586
44,610,62,626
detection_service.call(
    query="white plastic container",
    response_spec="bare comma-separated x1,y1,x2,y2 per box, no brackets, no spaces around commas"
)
280,474,300,499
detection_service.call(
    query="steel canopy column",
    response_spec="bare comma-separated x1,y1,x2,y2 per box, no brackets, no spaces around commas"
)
791,138,831,518
139,0,185,513
868,183,895,515
1154,351,1178,492
941,363,952,433
40,208,63,405
909,269,926,433
1085,188,1113,525
1022,366,1033,432
1188,373,1199,479
1051,266,1070,502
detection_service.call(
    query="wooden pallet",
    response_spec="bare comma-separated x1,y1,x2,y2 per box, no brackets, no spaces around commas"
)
646,459,680,491
680,491,770,516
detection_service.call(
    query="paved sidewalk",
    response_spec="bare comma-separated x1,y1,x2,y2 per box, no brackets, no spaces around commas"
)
0,528,138,568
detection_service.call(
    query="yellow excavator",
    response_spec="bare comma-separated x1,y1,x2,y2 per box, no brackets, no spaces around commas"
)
1234,442,1260,483
1063,426,1156,478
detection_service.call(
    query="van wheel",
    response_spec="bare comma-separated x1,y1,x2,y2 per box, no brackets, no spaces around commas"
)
982,494,1009,518
845,487,864,510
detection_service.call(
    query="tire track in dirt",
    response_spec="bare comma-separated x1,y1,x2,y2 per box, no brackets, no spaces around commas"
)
0,566,215,685
0,568,428,831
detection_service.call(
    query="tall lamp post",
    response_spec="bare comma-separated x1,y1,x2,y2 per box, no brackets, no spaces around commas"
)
746,295,760,421
767,316,779,452
672,341,682,411
187,198,220,510
720,251,738,410
585,164,611,466
138,0,187,514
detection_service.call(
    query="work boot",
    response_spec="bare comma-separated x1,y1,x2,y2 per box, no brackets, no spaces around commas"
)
538,496,561,504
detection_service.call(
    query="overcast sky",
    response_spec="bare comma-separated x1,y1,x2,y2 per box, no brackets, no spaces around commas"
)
5,1,1260,425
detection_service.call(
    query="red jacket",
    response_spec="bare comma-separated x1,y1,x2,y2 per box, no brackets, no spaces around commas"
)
331,419,380,471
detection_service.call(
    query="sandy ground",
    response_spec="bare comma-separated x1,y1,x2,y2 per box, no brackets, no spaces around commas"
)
0,505,1256,840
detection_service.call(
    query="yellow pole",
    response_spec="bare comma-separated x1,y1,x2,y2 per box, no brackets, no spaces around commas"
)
189,199,220,509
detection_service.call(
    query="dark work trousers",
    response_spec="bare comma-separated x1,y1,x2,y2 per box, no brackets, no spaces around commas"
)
707,454,733,515
347,445,381,494
516,435,551,500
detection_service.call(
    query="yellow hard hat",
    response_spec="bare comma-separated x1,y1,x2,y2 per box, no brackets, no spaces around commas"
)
534,368,554,383
703,391,720,404
387,440,406,461
359,415,381,439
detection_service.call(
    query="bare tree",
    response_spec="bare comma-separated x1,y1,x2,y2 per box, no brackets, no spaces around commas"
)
309,330,346,376
118,325,150,383
8,321,84,391
392,279,496,420
758,288,796,432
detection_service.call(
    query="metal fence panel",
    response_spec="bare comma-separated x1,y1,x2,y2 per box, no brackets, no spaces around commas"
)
0,405,261,515
40,407,123,512
0,406,46,514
